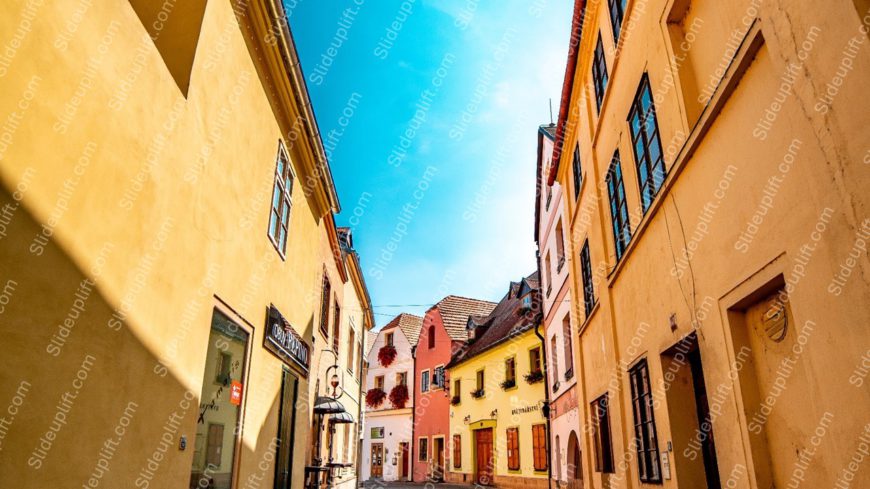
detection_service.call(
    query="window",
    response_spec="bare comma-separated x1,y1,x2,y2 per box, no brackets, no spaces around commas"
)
506,428,520,470
629,359,662,483
268,143,294,254
374,375,385,391
385,332,394,346
593,35,609,111
550,335,560,387
629,74,666,212
606,152,631,260
332,301,341,353
580,240,595,315
546,184,553,209
433,366,445,388
347,329,356,374
453,378,461,402
505,357,516,384
453,434,461,468
215,351,232,385
608,0,626,42
476,369,484,390
428,325,436,349
529,347,542,375
419,437,429,461
532,424,548,471
555,220,565,271
421,370,430,393
319,275,331,337
591,394,615,473
544,252,552,296
563,316,574,380
397,371,407,386
371,427,384,439
521,294,532,310
572,145,582,200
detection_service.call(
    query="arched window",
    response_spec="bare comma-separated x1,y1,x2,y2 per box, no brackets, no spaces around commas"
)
428,326,435,349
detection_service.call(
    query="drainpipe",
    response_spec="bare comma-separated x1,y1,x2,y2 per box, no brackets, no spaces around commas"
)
534,313,553,489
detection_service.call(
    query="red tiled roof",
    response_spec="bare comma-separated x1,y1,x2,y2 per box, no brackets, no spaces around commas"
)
431,295,498,341
382,312,423,347
449,272,540,366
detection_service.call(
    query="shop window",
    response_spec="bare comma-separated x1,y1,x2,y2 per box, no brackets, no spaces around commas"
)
592,394,614,472
419,437,429,461
533,424,548,471
506,428,520,470
606,152,631,260
629,74,667,212
189,309,249,488
629,359,662,483
268,143,294,255
453,434,461,468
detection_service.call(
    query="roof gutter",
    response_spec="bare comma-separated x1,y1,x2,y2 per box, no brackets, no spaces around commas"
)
547,0,586,186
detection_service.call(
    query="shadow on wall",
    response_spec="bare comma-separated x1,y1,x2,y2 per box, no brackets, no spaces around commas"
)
0,182,290,488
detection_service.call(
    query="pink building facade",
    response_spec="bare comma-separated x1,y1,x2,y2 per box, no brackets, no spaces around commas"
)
412,296,496,482
534,124,583,485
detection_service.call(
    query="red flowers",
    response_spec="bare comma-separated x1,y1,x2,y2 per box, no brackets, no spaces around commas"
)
366,388,386,408
378,344,397,367
389,384,409,409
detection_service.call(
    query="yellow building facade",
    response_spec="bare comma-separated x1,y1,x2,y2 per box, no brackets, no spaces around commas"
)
0,1,369,488
550,1,870,489
447,277,550,489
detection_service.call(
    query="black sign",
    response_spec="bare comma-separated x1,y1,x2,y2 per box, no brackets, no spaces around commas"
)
264,305,310,376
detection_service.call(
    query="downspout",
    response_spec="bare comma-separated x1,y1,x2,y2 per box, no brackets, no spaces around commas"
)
533,276,553,489
410,344,417,482
355,313,367,485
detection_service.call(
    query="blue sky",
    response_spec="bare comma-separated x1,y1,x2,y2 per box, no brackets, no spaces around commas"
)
287,0,572,327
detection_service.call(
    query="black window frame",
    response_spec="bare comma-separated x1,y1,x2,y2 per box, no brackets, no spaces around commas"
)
591,393,615,473
580,240,595,315
629,359,662,483
592,35,609,111
606,152,631,260
628,73,667,212
608,0,626,43
572,144,582,200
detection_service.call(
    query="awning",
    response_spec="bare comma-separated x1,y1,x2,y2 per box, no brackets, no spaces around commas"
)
313,396,346,414
329,411,354,424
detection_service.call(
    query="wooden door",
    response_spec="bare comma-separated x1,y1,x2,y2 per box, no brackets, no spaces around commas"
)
371,443,384,478
400,442,409,479
475,428,493,485
206,423,224,467
434,438,445,480
274,369,298,489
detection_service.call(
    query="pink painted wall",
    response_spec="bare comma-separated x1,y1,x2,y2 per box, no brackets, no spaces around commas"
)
412,309,458,482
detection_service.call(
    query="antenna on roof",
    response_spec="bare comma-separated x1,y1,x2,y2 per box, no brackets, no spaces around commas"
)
548,98,554,125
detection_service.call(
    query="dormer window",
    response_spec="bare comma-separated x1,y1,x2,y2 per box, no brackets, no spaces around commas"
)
521,294,532,311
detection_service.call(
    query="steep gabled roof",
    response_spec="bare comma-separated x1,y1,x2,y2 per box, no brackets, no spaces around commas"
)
449,272,540,366
431,295,497,341
381,312,423,347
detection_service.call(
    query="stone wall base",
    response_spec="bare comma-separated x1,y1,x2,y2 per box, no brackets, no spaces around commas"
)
492,474,550,489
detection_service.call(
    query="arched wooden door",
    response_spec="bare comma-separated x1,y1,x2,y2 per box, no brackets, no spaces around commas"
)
567,431,582,489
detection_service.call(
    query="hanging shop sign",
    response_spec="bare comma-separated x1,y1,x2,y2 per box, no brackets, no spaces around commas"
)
264,305,310,376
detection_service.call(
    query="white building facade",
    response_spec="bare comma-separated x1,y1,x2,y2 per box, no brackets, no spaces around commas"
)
360,313,422,482
535,124,583,486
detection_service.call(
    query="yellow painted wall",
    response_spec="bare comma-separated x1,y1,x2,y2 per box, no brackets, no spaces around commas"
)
554,1,870,488
0,1,342,488
448,329,548,480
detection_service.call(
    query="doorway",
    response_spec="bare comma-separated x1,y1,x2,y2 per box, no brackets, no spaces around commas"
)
663,333,721,489
399,442,409,480
371,443,384,479
566,431,583,489
433,437,445,481
274,368,299,489
475,428,493,486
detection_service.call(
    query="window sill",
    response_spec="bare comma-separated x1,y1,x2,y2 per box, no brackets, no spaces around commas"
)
267,233,287,262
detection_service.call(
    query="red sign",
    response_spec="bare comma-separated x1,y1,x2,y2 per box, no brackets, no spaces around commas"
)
230,381,243,406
